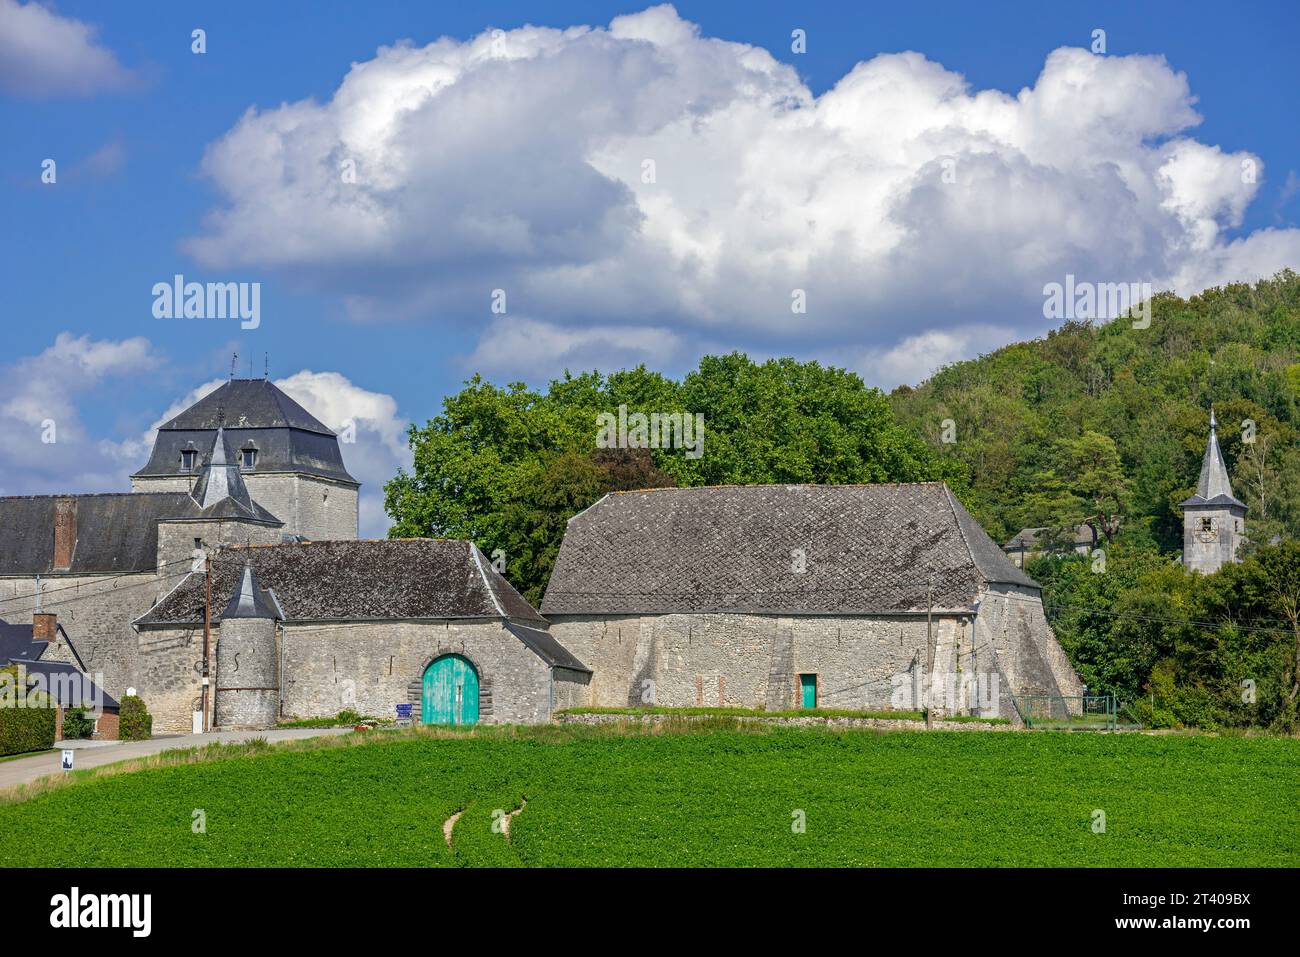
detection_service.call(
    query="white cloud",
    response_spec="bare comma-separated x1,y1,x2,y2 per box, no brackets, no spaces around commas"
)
851,325,1018,391
183,4,1300,385
0,333,160,495
0,0,135,97
463,317,682,379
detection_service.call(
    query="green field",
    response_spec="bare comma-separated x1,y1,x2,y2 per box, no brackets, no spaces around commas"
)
2,724,1296,866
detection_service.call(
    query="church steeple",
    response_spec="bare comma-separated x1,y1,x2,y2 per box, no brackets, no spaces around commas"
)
1189,406,1241,506
1181,406,1246,573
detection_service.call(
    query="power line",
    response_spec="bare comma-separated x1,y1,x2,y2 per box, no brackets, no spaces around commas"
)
0,550,249,612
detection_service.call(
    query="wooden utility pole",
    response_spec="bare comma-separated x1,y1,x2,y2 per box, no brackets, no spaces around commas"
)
925,576,935,730
202,554,212,733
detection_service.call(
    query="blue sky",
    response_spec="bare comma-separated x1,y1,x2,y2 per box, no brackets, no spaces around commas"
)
1,0,1298,532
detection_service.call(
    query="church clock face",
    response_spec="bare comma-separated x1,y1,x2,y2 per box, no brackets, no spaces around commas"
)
1197,519,1217,543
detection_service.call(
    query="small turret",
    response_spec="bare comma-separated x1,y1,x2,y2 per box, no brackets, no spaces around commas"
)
214,564,283,730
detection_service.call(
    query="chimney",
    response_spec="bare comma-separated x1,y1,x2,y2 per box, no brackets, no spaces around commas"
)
53,498,77,571
33,612,57,644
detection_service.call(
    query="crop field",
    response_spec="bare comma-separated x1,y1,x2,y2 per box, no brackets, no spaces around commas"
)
1,724,1295,867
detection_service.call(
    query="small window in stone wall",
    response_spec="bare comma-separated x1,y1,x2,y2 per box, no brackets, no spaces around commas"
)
1201,517,1213,532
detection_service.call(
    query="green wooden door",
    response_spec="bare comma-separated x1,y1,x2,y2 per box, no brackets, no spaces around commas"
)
422,654,480,725
799,674,817,709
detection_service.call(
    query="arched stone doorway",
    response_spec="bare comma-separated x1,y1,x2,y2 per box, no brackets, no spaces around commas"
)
421,654,480,725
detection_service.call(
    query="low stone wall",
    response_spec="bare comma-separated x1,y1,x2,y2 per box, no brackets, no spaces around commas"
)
555,712,1017,732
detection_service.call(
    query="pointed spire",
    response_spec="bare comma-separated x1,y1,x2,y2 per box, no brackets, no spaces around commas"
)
1186,405,1243,507
222,564,282,620
190,426,255,512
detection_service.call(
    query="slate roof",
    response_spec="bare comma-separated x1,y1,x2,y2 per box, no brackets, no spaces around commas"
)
137,539,545,626
0,619,52,664
1181,408,1246,510
541,483,1038,616
505,621,591,673
1005,524,1100,549
132,379,358,485
185,427,282,525
10,658,119,711
223,565,284,620
0,493,194,574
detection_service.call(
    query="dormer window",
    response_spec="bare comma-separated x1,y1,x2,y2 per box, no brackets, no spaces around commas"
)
181,449,197,472
241,447,257,470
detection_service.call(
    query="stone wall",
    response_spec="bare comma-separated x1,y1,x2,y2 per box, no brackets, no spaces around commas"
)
132,624,212,735
974,583,1083,718
281,618,557,724
156,517,284,575
551,667,592,710
242,473,358,541
130,476,193,494
548,612,967,712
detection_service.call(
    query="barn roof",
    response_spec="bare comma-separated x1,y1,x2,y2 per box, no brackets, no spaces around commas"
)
136,539,544,626
541,483,1037,616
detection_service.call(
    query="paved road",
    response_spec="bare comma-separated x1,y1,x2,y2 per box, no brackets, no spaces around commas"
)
0,727,353,791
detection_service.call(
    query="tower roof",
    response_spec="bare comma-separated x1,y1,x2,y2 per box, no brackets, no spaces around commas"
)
223,564,284,620
132,379,358,485
186,426,282,525
162,379,334,434
1182,407,1246,510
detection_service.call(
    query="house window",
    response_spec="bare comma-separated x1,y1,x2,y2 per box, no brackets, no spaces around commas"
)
241,448,257,470
181,449,197,471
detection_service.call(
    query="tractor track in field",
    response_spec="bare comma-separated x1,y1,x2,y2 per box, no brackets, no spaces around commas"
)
442,810,463,847
501,797,527,840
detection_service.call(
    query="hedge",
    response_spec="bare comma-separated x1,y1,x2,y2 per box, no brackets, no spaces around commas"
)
119,695,153,741
61,707,96,740
0,665,57,756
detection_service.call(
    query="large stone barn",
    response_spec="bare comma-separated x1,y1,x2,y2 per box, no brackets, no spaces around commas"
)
541,484,1082,721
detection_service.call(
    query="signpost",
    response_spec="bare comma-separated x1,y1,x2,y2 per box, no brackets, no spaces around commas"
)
61,749,74,772
395,703,413,727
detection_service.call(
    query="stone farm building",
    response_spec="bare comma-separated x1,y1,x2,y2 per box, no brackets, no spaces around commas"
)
542,484,1082,720
0,377,1082,731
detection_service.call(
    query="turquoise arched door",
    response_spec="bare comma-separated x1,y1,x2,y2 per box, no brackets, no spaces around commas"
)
422,654,480,725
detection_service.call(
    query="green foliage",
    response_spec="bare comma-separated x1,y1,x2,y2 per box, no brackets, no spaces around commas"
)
0,666,56,757
1033,541,1300,731
118,695,152,741
60,707,95,740
386,354,956,603
0,726,1293,866
891,271,1300,547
